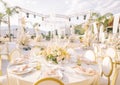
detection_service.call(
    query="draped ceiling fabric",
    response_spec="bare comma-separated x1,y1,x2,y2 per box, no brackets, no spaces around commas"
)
0,0,120,29
3,0,120,15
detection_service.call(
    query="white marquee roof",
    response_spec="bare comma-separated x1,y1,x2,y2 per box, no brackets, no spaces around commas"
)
2,0,120,15
0,0,120,29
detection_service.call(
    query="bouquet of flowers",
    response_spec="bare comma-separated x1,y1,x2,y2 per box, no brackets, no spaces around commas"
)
40,46,70,64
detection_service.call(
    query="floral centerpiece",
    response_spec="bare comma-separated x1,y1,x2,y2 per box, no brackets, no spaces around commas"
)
17,32,30,46
40,46,70,64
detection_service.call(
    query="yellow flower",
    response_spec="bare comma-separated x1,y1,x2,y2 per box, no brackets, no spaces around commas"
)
40,46,70,64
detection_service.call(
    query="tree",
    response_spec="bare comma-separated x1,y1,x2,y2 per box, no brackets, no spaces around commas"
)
0,0,19,41
89,12,113,42
0,0,8,37
91,12,113,31
0,13,7,37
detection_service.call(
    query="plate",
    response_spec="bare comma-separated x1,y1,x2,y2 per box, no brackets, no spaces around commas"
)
78,70,96,76
42,69,63,79
11,60,25,65
11,57,27,65
9,64,33,75
73,67,96,76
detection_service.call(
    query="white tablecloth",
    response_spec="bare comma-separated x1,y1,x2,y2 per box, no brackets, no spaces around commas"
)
7,60,99,85
7,43,100,85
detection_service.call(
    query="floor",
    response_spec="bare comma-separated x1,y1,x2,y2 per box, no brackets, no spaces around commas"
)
1,55,9,75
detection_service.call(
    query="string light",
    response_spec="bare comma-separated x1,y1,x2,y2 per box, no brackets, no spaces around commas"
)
42,17,44,21
69,18,71,21
84,15,86,20
26,13,29,18
77,16,79,20
34,15,36,18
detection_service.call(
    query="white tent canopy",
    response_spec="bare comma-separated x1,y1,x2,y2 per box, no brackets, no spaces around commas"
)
2,0,120,15
0,0,120,32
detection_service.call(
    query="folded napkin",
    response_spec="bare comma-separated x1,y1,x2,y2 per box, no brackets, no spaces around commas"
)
42,69,63,79
73,66,97,76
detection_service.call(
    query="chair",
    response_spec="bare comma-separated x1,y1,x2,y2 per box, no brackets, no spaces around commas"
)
100,56,113,85
7,42,17,51
30,46,41,56
106,47,118,68
111,67,120,85
106,47,117,62
9,49,21,62
113,13,120,34
84,50,96,62
0,42,18,61
34,77,64,85
93,22,98,34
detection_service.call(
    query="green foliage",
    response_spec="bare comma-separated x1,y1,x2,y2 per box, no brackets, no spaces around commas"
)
6,8,12,15
0,13,5,19
91,12,101,20
74,25,85,35
90,12,113,32
33,23,39,28
0,13,5,23
47,54,58,64
31,35,35,39
61,35,64,39
0,0,7,6
0,0,19,16
91,12,113,25
6,7,19,16
41,33,46,39
46,35,51,41
0,12,8,26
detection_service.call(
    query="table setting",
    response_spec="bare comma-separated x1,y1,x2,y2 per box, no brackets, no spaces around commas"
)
7,44,100,85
